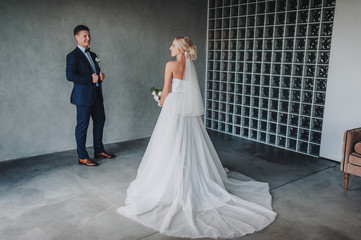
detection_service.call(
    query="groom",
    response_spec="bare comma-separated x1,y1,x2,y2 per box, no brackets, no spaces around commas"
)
66,25,115,166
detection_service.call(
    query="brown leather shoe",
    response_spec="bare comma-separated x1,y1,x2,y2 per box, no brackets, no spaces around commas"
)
94,152,115,159
78,158,99,166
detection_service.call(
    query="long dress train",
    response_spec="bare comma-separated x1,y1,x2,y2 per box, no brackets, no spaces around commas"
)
117,59,276,239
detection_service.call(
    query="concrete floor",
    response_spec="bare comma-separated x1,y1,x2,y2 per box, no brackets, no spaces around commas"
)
0,130,360,240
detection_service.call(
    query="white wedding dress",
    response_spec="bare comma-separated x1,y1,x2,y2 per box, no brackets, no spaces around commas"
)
117,59,276,239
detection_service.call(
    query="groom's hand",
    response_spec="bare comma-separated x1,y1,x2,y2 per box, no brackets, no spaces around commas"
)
92,73,99,83
99,72,105,81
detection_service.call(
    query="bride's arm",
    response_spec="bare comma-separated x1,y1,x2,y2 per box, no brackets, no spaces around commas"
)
160,62,173,106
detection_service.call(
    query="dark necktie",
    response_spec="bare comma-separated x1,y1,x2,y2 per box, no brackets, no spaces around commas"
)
84,48,99,87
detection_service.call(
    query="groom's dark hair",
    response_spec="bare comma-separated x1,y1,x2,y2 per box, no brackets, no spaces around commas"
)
74,25,89,35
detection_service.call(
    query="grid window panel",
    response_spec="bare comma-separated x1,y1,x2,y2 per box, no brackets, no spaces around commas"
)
206,0,335,156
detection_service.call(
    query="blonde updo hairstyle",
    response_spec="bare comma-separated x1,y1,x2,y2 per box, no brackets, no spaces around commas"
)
174,36,197,60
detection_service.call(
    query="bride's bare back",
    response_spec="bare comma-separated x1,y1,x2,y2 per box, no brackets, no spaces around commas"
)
160,58,186,106
169,59,186,80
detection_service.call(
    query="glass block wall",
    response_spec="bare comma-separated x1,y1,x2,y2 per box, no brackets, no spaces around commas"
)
205,0,336,156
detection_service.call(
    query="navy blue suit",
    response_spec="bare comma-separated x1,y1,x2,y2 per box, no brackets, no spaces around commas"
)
66,47,106,159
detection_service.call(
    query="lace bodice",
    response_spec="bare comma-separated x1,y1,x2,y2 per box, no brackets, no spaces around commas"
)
171,78,184,92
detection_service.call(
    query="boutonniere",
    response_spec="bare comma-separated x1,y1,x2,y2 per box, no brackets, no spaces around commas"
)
95,57,100,63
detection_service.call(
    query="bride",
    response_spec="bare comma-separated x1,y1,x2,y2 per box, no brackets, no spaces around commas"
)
117,36,277,239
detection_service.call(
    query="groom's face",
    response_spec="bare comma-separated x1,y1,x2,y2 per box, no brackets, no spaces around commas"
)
75,30,91,49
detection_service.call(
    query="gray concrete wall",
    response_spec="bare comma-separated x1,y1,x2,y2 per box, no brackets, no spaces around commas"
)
0,0,207,161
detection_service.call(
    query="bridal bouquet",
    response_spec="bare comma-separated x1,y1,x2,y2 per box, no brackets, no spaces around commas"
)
150,87,162,107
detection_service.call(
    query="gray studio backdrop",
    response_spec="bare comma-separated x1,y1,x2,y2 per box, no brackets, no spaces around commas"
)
0,0,207,161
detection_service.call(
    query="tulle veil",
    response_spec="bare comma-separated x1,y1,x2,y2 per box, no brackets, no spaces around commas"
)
181,58,204,116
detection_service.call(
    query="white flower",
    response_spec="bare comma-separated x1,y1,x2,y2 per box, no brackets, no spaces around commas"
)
95,57,100,63
150,87,162,107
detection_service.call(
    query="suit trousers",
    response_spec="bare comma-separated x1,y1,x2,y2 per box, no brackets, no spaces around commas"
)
75,88,105,159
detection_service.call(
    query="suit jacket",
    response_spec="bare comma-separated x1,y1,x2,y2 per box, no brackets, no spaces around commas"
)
66,47,103,106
